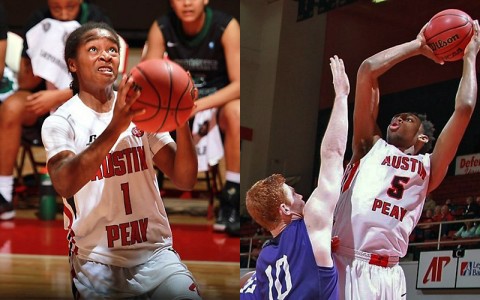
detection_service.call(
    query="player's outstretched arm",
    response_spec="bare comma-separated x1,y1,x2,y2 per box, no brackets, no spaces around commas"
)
429,20,480,192
352,25,438,162
304,56,349,267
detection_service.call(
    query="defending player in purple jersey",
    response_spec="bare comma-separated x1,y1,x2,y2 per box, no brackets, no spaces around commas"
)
240,56,349,299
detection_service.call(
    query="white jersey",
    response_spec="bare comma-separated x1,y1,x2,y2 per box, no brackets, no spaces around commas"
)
41,94,175,268
333,138,431,257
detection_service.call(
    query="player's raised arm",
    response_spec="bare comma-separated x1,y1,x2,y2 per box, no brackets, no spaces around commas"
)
304,55,349,267
351,23,441,163
429,20,480,192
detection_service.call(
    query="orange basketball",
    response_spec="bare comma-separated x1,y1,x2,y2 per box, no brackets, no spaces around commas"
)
424,9,474,62
129,59,196,132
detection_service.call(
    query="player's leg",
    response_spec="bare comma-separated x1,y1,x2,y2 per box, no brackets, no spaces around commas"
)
349,260,406,300
147,249,202,300
333,253,349,300
217,99,240,236
0,90,36,219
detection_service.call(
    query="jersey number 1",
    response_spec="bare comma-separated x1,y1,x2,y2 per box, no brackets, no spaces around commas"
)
121,183,132,215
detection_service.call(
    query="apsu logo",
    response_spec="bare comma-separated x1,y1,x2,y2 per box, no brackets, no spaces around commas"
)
423,256,451,284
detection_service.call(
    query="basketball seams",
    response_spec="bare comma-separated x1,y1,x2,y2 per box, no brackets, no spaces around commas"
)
134,66,164,111
432,25,473,56
130,59,194,132
424,9,473,61
426,22,471,40
135,65,169,129
153,62,174,133
174,79,194,126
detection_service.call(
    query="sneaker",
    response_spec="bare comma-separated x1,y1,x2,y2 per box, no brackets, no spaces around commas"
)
223,184,240,237
0,193,15,220
226,207,240,236
213,206,228,232
214,182,239,233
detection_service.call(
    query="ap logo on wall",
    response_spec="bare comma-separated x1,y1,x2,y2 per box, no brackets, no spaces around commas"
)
417,249,480,289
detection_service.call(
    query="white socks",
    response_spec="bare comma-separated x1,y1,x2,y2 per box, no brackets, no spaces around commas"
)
225,171,240,184
0,176,13,202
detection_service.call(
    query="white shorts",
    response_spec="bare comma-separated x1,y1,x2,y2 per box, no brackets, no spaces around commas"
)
71,247,202,299
334,246,406,300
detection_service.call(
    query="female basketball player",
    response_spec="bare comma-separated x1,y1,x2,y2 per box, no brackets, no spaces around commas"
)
144,0,241,236
41,22,201,299
332,20,480,300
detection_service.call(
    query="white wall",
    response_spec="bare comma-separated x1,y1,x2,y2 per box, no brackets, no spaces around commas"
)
241,263,480,299
401,261,480,300
241,0,328,213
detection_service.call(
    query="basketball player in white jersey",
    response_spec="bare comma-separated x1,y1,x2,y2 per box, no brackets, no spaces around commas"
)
332,20,480,299
42,22,201,299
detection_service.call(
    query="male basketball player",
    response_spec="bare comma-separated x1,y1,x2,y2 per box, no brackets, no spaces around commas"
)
240,56,348,299
332,20,480,299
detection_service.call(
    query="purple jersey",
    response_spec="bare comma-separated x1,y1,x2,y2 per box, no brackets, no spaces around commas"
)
241,219,338,299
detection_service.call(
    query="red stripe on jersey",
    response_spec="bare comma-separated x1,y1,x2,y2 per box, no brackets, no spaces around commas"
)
63,204,74,230
341,161,360,193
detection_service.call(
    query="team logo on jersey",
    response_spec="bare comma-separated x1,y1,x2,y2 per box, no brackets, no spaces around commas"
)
42,21,51,32
86,135,97,146
132,127,144,137
189,283,200,296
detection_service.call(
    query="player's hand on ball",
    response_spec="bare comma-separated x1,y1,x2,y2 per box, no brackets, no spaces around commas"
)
417,23,445,65
464,20,480,58
109,74,145,134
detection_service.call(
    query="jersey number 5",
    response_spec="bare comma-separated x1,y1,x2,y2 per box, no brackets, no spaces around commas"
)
387,176,410,200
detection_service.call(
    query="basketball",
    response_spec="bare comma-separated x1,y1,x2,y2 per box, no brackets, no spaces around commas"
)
424,9,474,62
129,59,196,132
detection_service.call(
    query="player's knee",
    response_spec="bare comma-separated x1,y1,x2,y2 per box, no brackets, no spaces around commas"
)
219,99,240,131
149,272,202,300
0,92,29,119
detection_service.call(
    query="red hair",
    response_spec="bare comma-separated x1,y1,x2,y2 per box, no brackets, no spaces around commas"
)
246,174,288,231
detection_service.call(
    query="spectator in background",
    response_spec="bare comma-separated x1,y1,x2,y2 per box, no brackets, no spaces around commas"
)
445,198,456,213
0,2,19,220
143,0,240,236
454,220,477,238
0,3,17,104
415,208,435,241
432,204,455,238
0,0,110,220
462,195,480,219
423,195,436,212
456,195,480,238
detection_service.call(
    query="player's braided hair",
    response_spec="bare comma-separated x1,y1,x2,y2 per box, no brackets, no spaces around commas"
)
413,113,436,154
64,22,120,95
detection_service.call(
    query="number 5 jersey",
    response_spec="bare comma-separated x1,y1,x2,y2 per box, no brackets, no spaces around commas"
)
333,138,431,257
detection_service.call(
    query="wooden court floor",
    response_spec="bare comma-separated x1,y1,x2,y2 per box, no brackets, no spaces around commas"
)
0,254,238,299
0,206,239,300
3,146,240,299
